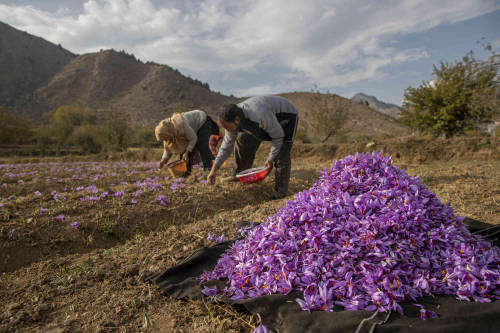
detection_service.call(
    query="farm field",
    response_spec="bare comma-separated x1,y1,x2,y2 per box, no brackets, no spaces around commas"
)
0,138,499,332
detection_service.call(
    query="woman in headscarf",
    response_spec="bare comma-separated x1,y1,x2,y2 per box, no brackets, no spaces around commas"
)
155,110,219,174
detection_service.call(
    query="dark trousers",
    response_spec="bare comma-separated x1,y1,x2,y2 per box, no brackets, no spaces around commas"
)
187,116,219,172
234,133,293,197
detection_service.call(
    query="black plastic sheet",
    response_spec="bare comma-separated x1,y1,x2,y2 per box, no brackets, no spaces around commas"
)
145,218,500,332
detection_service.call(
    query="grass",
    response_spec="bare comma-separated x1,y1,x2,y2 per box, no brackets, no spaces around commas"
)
0,138,498,332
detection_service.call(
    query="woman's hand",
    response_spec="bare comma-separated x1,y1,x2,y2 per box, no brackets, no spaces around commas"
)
182,152,190,161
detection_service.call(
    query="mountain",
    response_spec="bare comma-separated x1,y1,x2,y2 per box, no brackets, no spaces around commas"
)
281,92,409,140
31,49,235,125
1,21,409,137
0,21,75,106
351,93,401,118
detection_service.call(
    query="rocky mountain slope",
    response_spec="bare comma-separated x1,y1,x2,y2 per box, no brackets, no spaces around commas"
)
0,22,75,106
351,92,401,118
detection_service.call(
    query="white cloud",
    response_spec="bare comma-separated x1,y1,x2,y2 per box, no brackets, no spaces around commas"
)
0,0,498,96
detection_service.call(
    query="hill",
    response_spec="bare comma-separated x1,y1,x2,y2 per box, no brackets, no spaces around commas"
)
29,49,237,125
0,21,75,107
351,92,401,118
0,22,409,137
281,92,409,140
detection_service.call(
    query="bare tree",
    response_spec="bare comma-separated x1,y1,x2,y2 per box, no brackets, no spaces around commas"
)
308,90,350,143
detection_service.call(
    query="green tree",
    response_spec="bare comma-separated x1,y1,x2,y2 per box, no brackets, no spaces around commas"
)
47,103,96,154
400,50,499,137
0,107,34,144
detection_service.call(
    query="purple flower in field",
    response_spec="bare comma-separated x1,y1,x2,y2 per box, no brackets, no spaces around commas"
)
56,214,65,222
7,195,16,201
156,195,169,206
100,191,109,198
40,207,48,215
201,285,218,297
414,304,438,320
53,193,65,201
34,191,42,197
113,191,124,197
130,199,138,204
253,322,269,333
134,190,143,197
207,233,226,243
170,183,179,191
76,186,84,191
197,152,500,318
1,183,6,187
200,180,206,185
71,221,80,228
51,190,57,195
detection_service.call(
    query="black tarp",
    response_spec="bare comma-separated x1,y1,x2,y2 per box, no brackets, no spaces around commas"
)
145,218,500,332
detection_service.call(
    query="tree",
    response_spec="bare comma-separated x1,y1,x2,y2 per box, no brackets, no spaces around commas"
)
308,90,350,143
46,103,97,154
0,107,34,144
399,50,499,137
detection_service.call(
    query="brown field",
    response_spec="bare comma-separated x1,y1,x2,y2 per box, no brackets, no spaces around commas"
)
0,136,499,332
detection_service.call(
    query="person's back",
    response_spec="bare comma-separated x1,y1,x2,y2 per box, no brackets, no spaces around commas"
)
237,95,298,119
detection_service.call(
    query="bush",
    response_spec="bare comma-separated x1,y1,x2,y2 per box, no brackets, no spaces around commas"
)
308,90,349,143
0,107,35,144
399,50,499,137
70,125,104,154
295,131,311,144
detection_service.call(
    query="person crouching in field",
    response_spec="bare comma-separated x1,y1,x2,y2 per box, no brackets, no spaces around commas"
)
207,95,298,199
155,110,219,174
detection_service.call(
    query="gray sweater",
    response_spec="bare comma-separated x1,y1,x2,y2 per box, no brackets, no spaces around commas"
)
214,95,298,167
161,110,207,160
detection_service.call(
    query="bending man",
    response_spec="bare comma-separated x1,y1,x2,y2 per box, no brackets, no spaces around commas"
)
207,95,298,199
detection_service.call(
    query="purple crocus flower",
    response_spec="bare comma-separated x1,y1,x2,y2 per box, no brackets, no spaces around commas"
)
113,191,124,197
201,285,218,297
40,207,49,215
207,233,226,243
34,191,42,197
71,221,80,228
7,195,16,200
253,322,269,333
56,214,65,221
197,152,500,319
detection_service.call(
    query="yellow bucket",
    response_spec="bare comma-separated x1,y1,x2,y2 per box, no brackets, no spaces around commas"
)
166,160,188,177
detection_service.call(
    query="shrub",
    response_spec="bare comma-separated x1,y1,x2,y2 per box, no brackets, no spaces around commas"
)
399,50,499,137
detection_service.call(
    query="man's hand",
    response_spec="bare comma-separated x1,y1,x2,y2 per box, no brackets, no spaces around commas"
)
158,159,167,169
265,160,273,173
207,165,219,185
207,171,216,185
182,152,190,161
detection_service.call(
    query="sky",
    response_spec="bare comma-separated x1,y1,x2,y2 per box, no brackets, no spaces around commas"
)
0,0,499,105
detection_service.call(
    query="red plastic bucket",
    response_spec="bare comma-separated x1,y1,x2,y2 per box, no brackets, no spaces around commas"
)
236,166,269,184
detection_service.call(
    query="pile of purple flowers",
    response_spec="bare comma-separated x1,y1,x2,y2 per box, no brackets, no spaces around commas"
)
200,152,500,315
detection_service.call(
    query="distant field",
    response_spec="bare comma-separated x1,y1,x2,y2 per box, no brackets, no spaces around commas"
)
0,137,498,332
